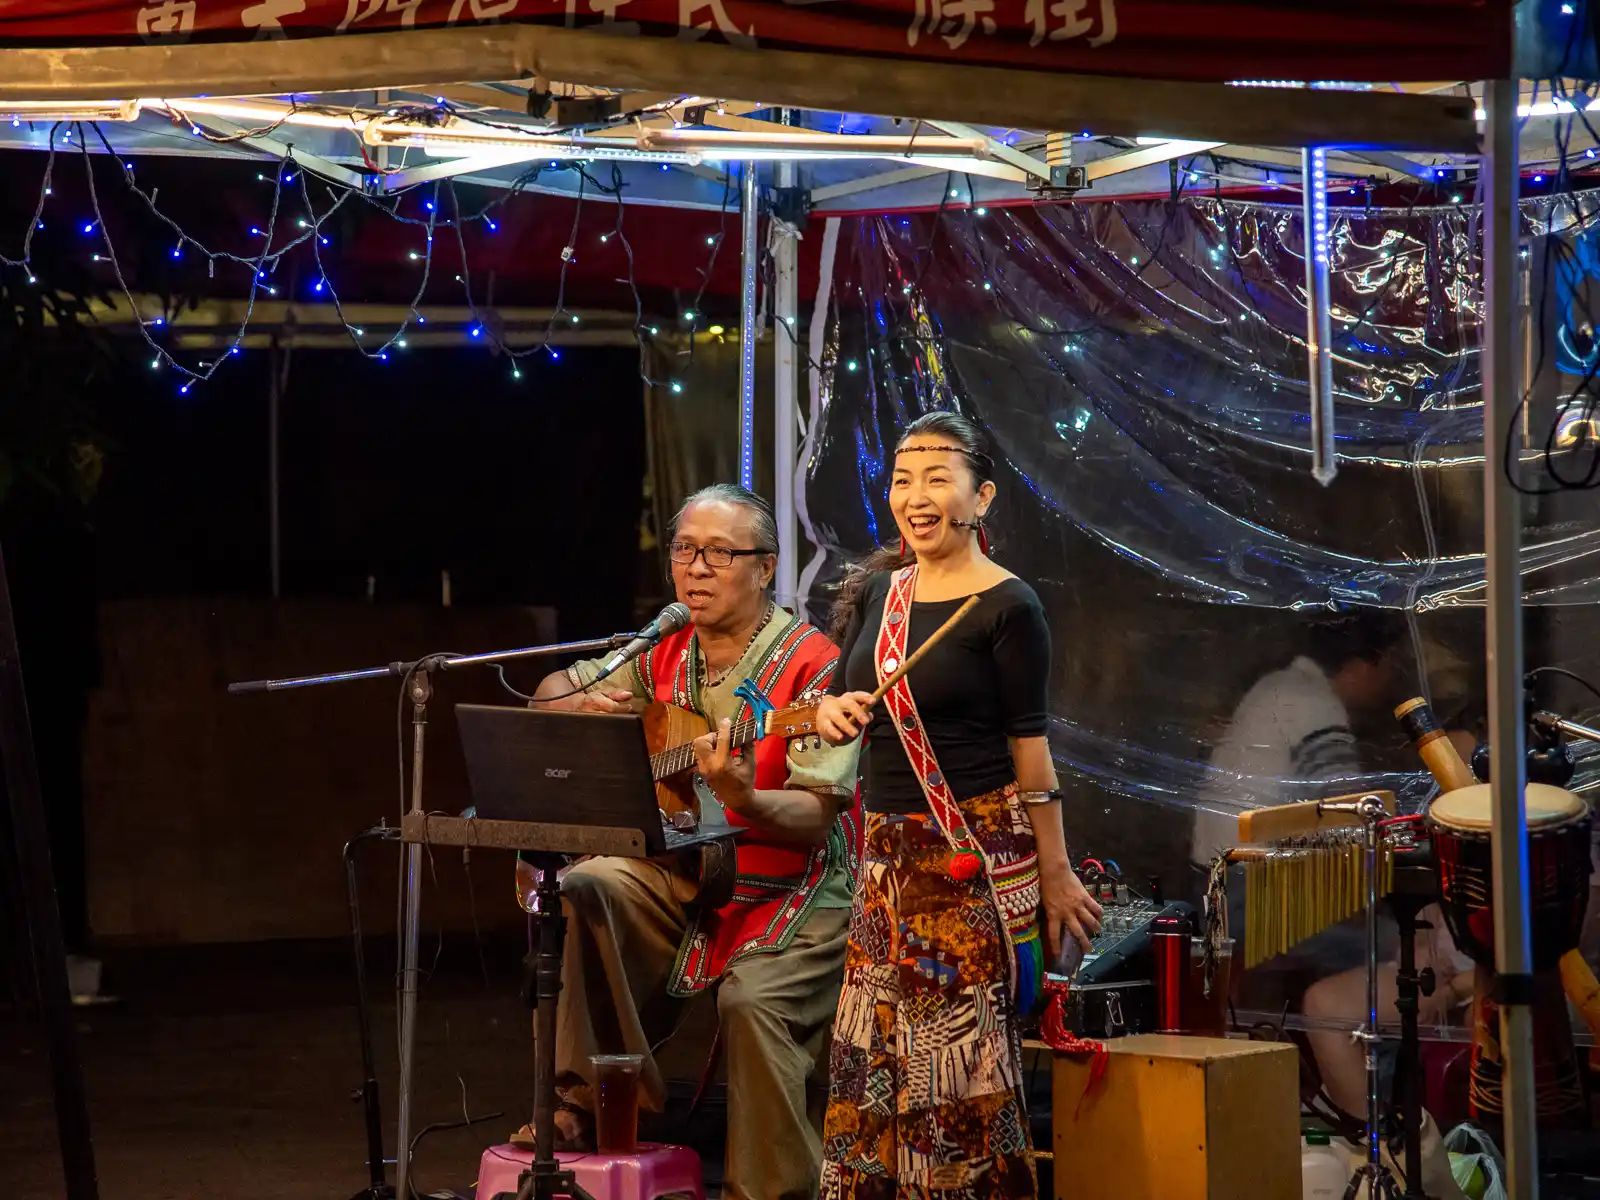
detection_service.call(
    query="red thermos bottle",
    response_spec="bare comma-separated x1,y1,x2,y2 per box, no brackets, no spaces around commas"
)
1151,914,1191,1033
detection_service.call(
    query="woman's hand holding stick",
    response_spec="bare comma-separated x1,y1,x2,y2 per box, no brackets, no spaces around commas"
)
816,596,980,745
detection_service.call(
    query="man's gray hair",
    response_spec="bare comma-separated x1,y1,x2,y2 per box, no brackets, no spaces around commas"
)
672,483,780,554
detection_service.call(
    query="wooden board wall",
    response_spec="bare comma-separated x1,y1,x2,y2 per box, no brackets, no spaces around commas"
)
84,597,559,945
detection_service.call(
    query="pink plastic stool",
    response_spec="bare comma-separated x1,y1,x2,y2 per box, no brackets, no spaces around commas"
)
476,1143,705,1200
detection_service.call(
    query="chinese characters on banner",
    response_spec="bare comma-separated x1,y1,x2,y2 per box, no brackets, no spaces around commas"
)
13,1,1513,83
134,0,197,37
134,0,755,45
1021,0,1114,49
909,0,1113,51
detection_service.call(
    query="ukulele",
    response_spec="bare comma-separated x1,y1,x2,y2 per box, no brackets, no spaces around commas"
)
515,695,823,912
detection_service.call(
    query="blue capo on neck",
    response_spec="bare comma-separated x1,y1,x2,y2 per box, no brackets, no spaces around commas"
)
733,678,775,739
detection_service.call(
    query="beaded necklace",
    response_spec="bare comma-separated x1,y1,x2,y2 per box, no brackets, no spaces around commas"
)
703,600,775,689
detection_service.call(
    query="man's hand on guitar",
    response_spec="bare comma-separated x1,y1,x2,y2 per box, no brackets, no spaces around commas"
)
816,692,875,745
692,717,755,811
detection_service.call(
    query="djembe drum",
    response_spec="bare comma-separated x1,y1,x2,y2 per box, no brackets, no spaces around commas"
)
1427,782,1593,1129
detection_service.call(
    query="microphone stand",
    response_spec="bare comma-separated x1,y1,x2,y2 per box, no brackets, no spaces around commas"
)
229,632,639,1200
1326,794,1401,1200
345,824,401,1200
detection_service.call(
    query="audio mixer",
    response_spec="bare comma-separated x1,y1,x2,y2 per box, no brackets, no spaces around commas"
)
1040,876,1194,1038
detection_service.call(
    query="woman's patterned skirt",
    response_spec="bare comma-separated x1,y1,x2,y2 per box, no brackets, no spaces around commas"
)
820,786,1036,1200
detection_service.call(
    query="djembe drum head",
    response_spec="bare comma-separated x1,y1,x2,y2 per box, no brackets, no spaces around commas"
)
1428,781,1587,831
1427,783,1592,969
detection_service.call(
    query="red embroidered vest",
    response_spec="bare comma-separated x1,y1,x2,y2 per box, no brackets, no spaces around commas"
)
637,611,857,996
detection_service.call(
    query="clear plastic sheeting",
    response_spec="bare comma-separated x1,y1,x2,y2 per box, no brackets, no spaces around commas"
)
799,196,1600,914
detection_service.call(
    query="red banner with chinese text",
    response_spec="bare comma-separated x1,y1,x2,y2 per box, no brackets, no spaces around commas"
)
0,0,1511,84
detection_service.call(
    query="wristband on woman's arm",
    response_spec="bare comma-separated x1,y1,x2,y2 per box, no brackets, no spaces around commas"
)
1019,789,1063,806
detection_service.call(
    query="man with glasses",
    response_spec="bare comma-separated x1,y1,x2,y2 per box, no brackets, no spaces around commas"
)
528,483,860,1200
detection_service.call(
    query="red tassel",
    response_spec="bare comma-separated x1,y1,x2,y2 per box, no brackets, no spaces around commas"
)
899,535,907,558
978,527,990,555
1040,983,1109,1118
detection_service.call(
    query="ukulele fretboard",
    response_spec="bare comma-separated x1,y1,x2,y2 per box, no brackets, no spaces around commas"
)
650,716,763,781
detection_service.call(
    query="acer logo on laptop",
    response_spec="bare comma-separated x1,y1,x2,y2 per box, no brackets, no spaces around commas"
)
544,767,572,779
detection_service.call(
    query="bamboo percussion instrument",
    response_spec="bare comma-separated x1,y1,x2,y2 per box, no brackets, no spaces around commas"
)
1226,792,1398,970
870,593,981,702
1395,697,1477,792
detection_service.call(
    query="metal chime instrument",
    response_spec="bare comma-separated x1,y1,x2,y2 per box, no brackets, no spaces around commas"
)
1217,790,1408,1198
1224,792,1399,970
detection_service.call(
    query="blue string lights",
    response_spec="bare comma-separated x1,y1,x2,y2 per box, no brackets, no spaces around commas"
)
0,117,723,398
1308,146,1330,268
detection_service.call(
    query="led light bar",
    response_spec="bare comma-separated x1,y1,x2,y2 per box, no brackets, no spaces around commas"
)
1,100,140,123
636,127,991,158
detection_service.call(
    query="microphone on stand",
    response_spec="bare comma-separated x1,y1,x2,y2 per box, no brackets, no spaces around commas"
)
1467,670,1581,787
1476,711,1579,788
589,602,691,685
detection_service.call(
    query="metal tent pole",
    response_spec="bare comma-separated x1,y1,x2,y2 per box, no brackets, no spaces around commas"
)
773,118,800,610
1481,76,1538,1200
738,162,759,492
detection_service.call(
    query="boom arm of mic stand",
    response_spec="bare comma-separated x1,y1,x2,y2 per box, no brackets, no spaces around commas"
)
225,634,639,694
1533,710,1600,746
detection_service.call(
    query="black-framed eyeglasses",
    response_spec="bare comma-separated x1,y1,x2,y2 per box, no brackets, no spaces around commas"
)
668,541,773,569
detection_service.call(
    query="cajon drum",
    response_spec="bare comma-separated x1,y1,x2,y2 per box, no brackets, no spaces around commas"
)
1053,1035,1300,1200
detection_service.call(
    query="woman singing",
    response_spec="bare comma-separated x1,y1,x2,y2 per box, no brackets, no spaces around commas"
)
815,411,1102,1200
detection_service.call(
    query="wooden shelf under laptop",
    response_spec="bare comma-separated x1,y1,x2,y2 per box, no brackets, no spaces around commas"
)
399,811,739,858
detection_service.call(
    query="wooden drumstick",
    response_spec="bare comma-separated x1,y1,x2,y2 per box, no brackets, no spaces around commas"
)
870,594,981,702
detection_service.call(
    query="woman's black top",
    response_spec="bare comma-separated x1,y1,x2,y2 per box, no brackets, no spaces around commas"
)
830,571,1052,813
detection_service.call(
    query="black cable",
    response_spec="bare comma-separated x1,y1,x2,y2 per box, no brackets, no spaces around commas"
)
1531,83,1600,491
406,1110,505,1200
493,665,537,703
464,855,492,993
1503,78,1600,495
406,1107,499,1158
530,669,619,706
1526,664,1600,707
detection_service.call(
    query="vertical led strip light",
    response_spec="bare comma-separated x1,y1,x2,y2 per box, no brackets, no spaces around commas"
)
1303,146,1337,486
738,162,759,491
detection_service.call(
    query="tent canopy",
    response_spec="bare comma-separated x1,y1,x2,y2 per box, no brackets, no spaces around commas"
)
0,9,1500,215
0,5,1495,215
0,1,1518,84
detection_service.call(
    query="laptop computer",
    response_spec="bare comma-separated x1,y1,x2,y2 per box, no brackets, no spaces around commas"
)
455,704,735,856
